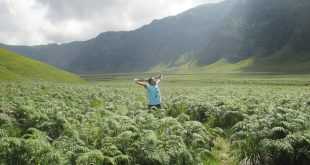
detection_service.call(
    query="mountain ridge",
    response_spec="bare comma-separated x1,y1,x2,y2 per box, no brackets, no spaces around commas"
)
1,0,310,74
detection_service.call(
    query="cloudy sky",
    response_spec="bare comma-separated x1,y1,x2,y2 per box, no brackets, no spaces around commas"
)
0,0,223,45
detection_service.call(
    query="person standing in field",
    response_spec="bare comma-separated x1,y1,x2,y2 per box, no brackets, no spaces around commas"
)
134,74,163,109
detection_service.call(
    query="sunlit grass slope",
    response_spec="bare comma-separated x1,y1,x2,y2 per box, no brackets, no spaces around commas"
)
0,48,83,82
150,52,310,74
150,56,254,74
204,58,254,73
246,52,310,73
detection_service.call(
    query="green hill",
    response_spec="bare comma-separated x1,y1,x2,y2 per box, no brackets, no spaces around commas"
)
0,48,83,82
246,53,310,74
150,52,310,74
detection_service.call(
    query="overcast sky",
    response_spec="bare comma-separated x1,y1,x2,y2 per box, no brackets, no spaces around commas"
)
0,0,223,45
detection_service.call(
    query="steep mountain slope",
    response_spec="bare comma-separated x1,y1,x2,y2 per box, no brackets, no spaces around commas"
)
0,1,236,73
1,0,310,73
0,48,83,82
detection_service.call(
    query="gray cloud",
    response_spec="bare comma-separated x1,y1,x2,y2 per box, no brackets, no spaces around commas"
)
36,0,123,21
0,0,224,45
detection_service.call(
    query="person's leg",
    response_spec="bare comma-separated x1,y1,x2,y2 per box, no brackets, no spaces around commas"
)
148,104,161,110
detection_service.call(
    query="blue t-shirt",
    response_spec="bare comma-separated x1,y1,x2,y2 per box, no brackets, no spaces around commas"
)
146,84,161,105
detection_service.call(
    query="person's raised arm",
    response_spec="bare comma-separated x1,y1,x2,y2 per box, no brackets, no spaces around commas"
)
134,78,147,87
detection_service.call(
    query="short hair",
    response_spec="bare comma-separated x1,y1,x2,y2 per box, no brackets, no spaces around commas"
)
148,77,155,84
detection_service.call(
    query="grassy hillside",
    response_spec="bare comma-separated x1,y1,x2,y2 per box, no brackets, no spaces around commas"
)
149,54,254,74
0,48,83,82
150,53,310,74
246,53,310,73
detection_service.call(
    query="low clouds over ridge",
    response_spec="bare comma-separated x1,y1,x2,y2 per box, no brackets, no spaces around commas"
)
0,0,223,45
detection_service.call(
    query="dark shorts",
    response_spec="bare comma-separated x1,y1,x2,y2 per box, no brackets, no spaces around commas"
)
148,104,161,109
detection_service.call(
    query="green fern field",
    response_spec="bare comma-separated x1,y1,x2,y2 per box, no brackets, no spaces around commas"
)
0,48,83,82
1,74,310,165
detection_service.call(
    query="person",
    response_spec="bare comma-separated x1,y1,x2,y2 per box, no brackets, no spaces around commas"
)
134,74,163,109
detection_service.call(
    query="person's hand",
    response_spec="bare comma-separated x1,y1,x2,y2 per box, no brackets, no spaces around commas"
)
134,78,139,81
